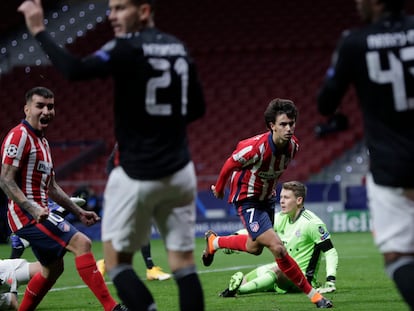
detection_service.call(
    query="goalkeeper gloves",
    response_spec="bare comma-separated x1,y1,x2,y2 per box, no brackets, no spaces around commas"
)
317,276,336,293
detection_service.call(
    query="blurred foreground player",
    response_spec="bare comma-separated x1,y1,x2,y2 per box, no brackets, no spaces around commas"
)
18,1,206,309
96,144,172,282
317,0,414,309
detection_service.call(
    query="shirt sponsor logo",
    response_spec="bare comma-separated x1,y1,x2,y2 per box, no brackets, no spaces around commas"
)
37,161,52,174
258,171,280,179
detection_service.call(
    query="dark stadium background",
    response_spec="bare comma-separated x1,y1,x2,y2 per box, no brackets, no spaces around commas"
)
1,0,413,240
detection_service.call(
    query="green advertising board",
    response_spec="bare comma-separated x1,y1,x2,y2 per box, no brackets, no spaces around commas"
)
331,210,371,232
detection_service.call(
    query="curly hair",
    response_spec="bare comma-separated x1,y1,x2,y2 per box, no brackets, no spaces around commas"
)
264,98,298,130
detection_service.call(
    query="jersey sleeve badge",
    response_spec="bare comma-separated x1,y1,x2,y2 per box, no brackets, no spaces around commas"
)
5,144,18,158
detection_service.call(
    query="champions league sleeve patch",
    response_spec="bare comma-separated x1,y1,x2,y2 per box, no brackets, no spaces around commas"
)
318,226,325,234
319,226,330,240
5,144,18,158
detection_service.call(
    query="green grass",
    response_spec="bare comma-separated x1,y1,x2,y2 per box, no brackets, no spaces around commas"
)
1,232,409,310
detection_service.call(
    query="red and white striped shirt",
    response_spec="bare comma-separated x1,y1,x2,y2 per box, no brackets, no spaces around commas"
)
215,131,299,203
1,121,53,231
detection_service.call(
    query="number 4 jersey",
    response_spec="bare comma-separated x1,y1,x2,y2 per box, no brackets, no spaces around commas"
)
317,13,414,187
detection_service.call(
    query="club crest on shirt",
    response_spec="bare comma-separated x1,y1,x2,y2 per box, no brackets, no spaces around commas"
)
6,144,18,158
249,221,260,232
58,222,70,232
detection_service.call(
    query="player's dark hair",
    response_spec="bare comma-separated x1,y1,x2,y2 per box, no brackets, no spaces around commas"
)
264,98,298,130
380,0,405,14
282,181,307,202
25,86,54,102
131,0,155,7
130,0,155,14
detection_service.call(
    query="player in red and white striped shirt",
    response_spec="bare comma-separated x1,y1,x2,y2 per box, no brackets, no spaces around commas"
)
218,131,298,204
0,87,126,311
203,98,333,308
1,111,53,231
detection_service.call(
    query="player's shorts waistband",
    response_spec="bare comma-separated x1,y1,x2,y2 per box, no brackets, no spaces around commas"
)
235,198,275,210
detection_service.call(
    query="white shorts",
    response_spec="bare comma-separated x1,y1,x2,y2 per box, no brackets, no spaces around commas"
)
366,173,414,253
0,259,30,290
102,162,197,253
0,259,30,310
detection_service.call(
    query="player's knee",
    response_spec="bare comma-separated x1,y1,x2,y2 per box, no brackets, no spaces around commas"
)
68,232,92,254
269,244,286,257
168,250,195,272
42,261,64,281
246,240,264,255
246,246,263,255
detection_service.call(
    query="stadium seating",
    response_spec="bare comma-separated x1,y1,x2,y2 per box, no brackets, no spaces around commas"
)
1,0,373,195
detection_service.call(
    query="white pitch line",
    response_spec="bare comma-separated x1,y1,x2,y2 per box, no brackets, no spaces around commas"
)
197,264,261,274
34,255,371,294
39,265,258,293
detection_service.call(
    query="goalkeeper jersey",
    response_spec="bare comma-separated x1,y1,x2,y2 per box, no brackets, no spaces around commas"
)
274,208,331,286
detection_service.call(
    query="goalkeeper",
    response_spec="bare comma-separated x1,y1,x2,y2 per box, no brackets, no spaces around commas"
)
220,181,338,297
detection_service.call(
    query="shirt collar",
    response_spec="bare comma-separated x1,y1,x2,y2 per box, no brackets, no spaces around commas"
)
22,120,43,137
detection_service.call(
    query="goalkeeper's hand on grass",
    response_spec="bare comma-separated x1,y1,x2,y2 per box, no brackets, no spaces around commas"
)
317,280,336,293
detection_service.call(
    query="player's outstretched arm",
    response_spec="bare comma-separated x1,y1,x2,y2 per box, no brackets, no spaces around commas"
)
17,0,46,36
317,244,338,293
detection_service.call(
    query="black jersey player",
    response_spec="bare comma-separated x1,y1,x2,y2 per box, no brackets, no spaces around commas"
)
18,0,206,310
317,0,414,309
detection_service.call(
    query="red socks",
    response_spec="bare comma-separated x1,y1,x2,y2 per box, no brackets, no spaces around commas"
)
217,234,248,251
75,253,117,311
18,272,55,311
276,254,313,294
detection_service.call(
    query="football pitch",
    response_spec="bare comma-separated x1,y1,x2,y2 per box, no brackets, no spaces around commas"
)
2,232,408,310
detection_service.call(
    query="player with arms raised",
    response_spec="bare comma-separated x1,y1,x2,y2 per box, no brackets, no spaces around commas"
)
17,0,206,310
